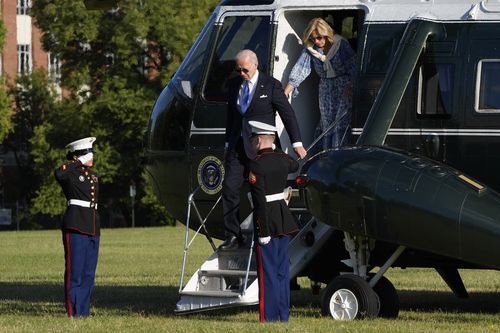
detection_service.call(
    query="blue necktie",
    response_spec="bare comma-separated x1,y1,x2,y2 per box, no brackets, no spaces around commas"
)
241,81,250,114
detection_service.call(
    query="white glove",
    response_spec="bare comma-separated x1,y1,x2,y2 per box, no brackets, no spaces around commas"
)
259,236,271,245
78,152,93,165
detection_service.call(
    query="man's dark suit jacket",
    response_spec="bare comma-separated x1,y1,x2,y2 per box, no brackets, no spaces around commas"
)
225,72,302,158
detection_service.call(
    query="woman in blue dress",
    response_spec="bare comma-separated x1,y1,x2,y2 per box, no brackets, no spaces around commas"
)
284,17,356,150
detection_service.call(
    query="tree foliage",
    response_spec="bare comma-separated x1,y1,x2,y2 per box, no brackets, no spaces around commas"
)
0,19,12,144
9,0,220,227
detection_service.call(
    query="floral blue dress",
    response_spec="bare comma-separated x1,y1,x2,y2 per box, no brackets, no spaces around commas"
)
288,39,356,150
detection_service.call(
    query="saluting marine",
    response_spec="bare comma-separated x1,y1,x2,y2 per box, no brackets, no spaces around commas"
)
247,121,299,323
54,137,100,317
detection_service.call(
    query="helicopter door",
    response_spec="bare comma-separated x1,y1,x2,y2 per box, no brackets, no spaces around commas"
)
274,9,365,153
189,13,273,200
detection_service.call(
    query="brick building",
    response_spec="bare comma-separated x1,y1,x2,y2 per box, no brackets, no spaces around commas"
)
0,1,62,227
1,0,60,84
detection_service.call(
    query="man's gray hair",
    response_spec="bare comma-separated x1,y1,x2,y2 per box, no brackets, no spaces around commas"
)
235,49,259,66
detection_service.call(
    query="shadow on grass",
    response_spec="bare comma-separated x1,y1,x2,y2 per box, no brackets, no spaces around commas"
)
0,282,179,316
290,287,500,316
1,282,498,319
399,290,500,314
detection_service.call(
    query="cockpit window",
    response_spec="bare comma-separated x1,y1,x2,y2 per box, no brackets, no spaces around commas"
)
172,13,216,99
475,59,500,113
203,15,271,102
147,15,217,151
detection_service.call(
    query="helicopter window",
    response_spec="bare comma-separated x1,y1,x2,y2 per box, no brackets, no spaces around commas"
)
417,63,454,117
172,13,216,99
146,15,218,151
362,25,404,74
475,60,500,113
148,86,190,151
204,15,271,102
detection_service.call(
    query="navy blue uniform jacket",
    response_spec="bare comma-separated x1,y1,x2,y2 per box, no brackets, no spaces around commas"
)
249,148,299,237
54,160,100,236
225,72,302,154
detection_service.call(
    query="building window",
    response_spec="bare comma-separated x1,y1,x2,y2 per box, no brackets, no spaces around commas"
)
48,53,61,85
17,0,31,15
417,63,454,117
475,59,500,113
17,44,32,74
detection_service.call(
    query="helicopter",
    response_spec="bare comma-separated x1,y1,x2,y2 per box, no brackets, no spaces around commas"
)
140,0,500,320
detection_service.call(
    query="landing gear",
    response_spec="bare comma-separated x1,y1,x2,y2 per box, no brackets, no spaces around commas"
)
321,274,379,320
320,232,405,320
371,275,399,318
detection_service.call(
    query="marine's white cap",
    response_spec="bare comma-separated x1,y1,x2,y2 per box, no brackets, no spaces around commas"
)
248,120,277,135
66,137,96,152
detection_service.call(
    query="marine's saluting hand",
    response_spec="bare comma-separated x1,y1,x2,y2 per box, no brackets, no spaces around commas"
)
78,152,94,166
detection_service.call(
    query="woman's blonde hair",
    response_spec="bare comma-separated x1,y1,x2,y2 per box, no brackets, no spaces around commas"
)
302,17,335,48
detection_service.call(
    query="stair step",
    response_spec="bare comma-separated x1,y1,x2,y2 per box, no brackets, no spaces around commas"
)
217,248,254,256
179,290,242,298
200,269,257,277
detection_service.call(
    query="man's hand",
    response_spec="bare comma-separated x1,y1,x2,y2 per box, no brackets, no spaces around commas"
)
259,236,271,245
78,152,93,166
294,146,307,160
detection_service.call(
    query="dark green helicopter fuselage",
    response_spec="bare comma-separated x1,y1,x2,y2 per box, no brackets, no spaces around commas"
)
144,4,500,274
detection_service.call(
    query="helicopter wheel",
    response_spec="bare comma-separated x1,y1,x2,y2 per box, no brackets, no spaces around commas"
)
321,274,379,320
371,275,400,318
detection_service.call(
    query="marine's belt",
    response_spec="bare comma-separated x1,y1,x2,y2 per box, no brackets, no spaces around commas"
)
68,199,97,209
265,192,285,202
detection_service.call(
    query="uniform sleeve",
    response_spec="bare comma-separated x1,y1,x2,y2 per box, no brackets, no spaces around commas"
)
249,161,271,237
288,49,312,98
54,160,82,182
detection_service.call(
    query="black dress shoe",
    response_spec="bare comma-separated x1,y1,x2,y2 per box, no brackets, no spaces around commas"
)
219,236,238,250
238,234,247,247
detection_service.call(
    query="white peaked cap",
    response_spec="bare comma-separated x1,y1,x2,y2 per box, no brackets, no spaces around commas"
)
66,137,96,152
248,120,277,135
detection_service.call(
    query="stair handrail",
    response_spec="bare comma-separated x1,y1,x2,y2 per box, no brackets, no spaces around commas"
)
241,192,256,295
306,111,349,153
179,186,221,292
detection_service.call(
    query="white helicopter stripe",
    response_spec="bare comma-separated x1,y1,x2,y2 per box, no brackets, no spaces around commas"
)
352,128,500,136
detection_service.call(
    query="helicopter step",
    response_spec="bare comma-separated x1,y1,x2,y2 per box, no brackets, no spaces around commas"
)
175,211,335,314
175,237,259,314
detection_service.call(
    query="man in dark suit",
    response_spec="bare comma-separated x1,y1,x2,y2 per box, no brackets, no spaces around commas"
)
220,49,306,250
247,120,299,322
54,137,100,317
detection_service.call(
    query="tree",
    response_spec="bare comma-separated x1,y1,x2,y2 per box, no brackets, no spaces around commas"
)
0,19,13,143
23,0,219,227
0,69,64,229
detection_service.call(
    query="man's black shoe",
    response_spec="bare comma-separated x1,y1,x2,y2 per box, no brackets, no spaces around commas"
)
238,234,247,247
219,236,239,250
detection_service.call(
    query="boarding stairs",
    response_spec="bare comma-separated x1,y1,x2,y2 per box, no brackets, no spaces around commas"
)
175,187,334,314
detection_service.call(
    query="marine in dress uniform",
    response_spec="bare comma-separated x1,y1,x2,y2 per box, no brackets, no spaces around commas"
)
220,49,306,250
54,137,100,317
247,121,299,322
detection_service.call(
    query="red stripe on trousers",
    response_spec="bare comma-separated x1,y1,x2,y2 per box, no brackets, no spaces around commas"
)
64,231,73,317
256,243,265,323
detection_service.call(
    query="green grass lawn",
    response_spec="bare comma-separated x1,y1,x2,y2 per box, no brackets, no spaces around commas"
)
0,226,499,332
